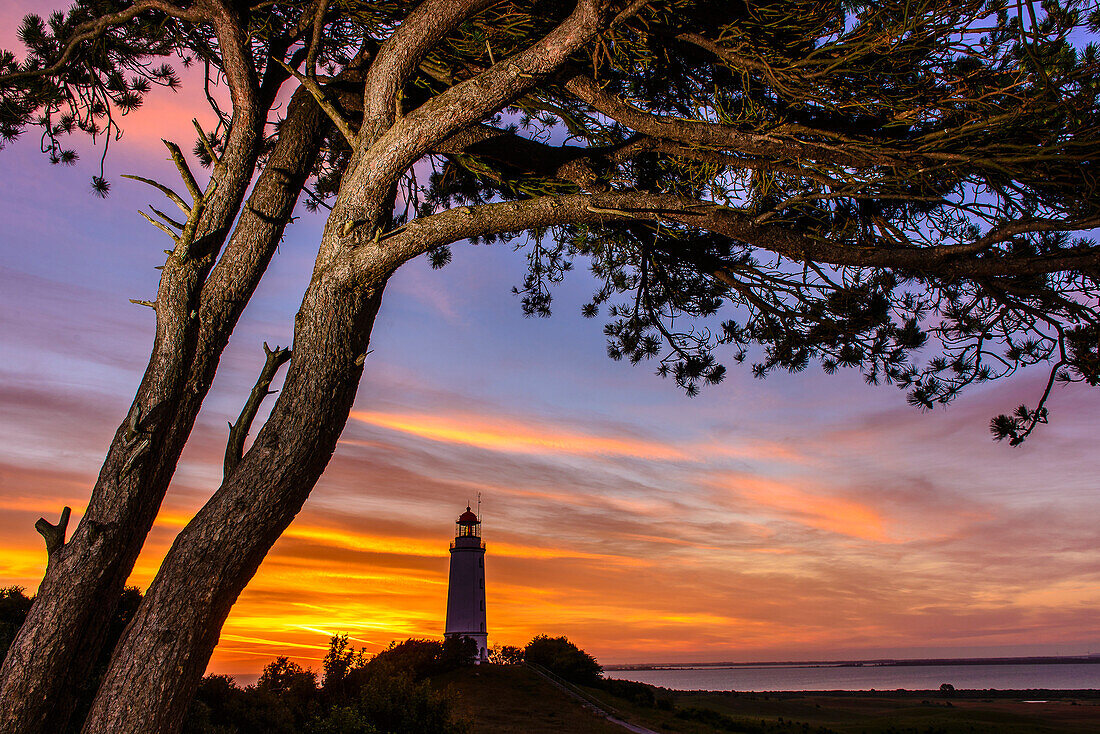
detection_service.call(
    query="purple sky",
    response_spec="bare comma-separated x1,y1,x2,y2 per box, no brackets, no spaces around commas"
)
1,6,1098,676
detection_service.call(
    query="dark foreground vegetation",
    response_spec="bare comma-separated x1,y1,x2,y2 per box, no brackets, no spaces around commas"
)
610,688,1100,734
5,589,1097,732
185,635,478,734
182,634,607,733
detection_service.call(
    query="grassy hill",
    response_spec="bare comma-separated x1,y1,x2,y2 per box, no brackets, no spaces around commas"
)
435,665,628,734
437,665,1100,734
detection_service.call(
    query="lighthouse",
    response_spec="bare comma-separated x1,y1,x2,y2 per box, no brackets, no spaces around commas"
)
444,505,488,663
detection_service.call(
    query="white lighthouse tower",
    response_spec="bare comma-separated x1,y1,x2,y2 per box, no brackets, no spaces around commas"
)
444,505,488,663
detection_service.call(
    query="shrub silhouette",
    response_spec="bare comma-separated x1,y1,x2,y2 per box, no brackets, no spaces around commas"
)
524,635,602,686
183,635,470,734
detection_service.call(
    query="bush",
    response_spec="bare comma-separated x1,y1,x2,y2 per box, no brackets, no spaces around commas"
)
258,657,318,722
259,657,318,697
598,678,657,706
183,635,471,734
356,664,468,734
523,635,602,686
184,674,303,734
365,636,476,683
0,587,33,660
488,645,525,665
305,705,378,734
439,635,479,672
322,635,369,700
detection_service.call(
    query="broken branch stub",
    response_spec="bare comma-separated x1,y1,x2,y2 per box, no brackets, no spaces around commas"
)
223,343,293,479
35,506,71,561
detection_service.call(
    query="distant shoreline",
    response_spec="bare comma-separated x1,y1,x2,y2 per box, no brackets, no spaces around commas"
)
634,688,1100,699
604,654,1100,671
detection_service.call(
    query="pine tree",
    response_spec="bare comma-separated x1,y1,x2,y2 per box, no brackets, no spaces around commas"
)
1,1,1097,732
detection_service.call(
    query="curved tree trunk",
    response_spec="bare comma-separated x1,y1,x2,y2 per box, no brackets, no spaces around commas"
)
0,87,325,734
64,3,608,730
83,255,391,734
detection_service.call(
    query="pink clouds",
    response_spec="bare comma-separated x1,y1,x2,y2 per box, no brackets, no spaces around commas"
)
710,473,896,543
350,408,694,460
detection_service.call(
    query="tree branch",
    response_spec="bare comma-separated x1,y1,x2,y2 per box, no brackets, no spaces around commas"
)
433,123,852,192
193,118,220,167
373,191,1100,279
0,0,204,86
562,73,905,168
666,207,1100,278
936,217,1100,258
34,506,71,562
364,0,608,182
120,174,191,214
305,0,330,75
431,122,622,191
359,0,497,138
163,139,203,202
197,0,260,118
138,210,179,241
224,342,292,480
274,58,358,145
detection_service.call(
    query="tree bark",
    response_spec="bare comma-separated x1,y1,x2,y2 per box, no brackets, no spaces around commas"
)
83,253,391,734
0,87,325,734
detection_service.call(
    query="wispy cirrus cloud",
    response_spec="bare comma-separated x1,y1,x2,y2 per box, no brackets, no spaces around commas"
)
708,473,897,543
350,409,694,461
6,367,1100,675
349,408,804,467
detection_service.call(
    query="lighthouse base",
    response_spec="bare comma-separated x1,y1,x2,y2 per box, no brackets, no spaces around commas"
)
445,632,488,664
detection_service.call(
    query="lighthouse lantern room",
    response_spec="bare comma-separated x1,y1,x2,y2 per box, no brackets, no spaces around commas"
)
444,505,488,662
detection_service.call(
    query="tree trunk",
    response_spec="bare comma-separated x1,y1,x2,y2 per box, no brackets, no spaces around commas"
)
0,89,324,734
83,256,391,734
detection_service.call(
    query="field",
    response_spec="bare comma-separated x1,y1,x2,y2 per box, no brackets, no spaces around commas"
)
437,665,1100,734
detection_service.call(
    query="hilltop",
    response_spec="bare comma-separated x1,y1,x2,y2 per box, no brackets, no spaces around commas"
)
436,665,628,734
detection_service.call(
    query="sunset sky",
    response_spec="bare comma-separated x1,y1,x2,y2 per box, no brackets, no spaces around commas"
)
1,5,1099,681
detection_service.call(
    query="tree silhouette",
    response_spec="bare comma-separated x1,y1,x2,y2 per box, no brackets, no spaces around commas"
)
524,635,604,686
1,0,1097,732
181,636,471,733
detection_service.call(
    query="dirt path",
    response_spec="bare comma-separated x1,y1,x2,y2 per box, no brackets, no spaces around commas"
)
525,664,662,734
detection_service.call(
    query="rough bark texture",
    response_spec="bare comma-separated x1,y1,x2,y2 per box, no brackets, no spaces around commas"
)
0,86,324,734
83,256,390,734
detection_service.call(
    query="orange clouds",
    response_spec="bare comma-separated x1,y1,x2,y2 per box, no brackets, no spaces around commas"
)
712,473,896,543
3,382,1100,678
346,408,809,475
350,409,690,460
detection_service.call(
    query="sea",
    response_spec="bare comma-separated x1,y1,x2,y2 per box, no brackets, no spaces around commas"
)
606,661,1100,692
